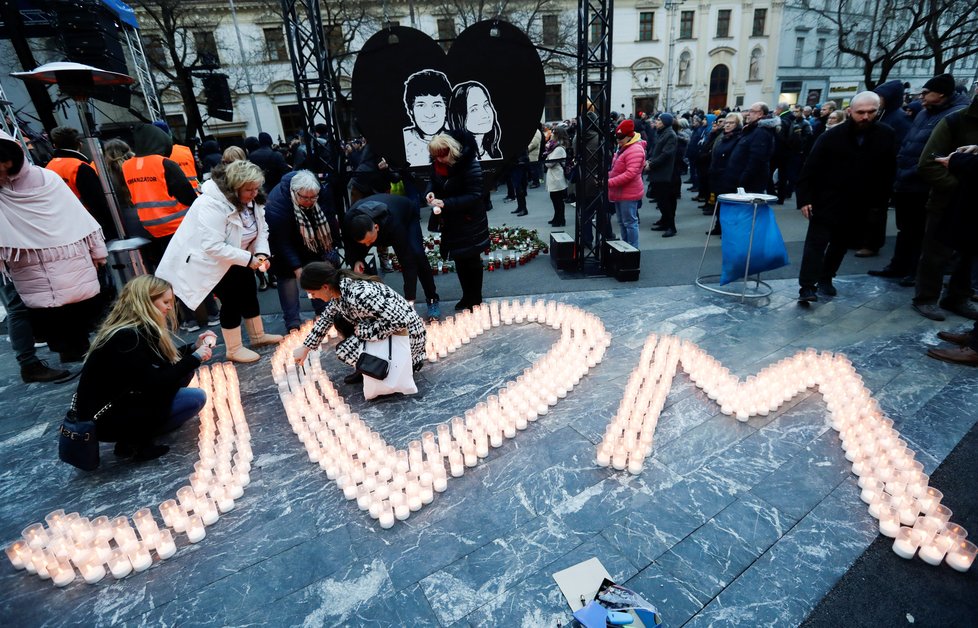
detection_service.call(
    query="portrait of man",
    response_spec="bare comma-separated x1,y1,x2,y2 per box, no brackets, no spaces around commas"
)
402,69,452,166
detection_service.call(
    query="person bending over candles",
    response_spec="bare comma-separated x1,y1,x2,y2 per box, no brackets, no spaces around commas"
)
292,261,427,384
74,276,214,461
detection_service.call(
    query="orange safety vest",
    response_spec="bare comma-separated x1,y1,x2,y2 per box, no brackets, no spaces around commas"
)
122,154,190,238
45,156,97,200
169,144,199,190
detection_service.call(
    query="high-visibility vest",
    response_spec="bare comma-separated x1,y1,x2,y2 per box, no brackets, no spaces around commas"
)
169,144,199,189
122,154,190,238
46,156,97,200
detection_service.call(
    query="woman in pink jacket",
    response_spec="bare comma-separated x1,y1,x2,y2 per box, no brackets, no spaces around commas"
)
0,131,107,363
607,119,647,248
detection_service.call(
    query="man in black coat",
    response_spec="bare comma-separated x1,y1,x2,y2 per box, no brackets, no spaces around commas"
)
722,102,779,194
345,193,441,319
249,132,291,192
797,92,897,303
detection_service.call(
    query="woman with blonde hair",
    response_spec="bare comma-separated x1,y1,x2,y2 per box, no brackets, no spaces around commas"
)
222,146,247,164
425,130,488,311
74,275,215,461
156,160,282,362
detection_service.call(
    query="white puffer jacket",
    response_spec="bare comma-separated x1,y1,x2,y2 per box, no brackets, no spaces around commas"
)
156,179,269,310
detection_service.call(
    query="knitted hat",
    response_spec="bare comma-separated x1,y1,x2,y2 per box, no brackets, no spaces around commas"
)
922,73,955,95
659,112,674,127
615,119,635,136
705,113,717,126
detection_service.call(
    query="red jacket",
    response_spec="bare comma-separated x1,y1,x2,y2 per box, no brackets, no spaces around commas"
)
607,137,647,201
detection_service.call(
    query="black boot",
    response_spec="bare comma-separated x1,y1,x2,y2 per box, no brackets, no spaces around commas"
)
21,361,72,383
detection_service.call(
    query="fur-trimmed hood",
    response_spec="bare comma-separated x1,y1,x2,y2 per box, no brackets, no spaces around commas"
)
444,128,479,170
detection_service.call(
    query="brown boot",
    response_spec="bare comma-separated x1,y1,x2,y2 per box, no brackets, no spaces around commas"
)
221,326,260,363
937,330,974,347
244,317,283,348
926,346,978,366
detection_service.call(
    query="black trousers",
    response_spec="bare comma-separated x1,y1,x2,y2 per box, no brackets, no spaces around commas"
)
888,191,928,275
213,264,261,329
914,208,974,305
653,185,677,230
549,190,566,225
30,296,99,356
454,254,484,306
402,215,439,304
799,219,849,288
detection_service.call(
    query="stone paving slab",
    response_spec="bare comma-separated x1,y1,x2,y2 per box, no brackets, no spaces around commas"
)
0,276,975,626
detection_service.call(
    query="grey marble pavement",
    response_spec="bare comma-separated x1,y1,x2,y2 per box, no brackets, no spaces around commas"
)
0,275,975,627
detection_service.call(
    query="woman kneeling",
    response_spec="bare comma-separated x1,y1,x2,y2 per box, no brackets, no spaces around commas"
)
292,262,426,389
75,276,215,461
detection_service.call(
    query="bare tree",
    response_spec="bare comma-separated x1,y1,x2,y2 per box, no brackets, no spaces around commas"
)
131,0,231,143
921,0,978,75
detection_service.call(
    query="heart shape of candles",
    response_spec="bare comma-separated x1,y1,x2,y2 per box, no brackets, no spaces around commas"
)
597,334,972,571
272,299,609,528
5,363,252,587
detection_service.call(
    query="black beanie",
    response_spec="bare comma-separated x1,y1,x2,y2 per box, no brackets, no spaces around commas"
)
922,73,955,95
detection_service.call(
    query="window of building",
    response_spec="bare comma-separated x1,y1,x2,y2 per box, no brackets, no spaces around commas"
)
264,27,288,62
542,15,558,46
194,31,220,67
679,11,694,39
639,12,654,41
752,8,767,37
590,20,601,44
145,35,167,67
794,37,805,66
323,24,345,56
815,38,825,66
279,105,304,140
437,17,456,50
383,20,400,29
716,10,731,38
544,84,562,121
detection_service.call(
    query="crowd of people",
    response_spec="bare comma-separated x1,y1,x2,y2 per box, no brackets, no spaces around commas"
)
3,70,978,463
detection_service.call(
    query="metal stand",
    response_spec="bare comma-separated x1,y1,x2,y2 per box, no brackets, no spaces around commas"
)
695,198,773,301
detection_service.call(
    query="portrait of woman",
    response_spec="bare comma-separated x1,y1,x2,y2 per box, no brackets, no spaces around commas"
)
448,81,502,161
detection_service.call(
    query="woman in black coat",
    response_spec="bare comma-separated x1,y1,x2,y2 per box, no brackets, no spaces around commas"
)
425,130,489,311
75,275,214,461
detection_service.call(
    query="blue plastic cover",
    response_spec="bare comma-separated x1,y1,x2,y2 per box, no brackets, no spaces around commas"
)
99,0,139,29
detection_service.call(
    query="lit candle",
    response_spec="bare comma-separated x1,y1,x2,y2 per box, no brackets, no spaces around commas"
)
80,560,106,584
379,503,395,529
5,540,29,570
22,523,49,549
878,507,902,538
51,560,75,587
185,515,206,543
156,529,177,560
108,549,133,579
892,527,926,559
918,534,954,566
128,544,152,572
917,487,943,515
946,540,977,572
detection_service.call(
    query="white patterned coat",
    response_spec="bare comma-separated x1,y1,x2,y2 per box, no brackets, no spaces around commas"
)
302,277,427,369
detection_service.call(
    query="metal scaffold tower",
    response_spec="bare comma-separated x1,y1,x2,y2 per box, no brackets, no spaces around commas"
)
279,0,346,212
121,26,162,123
0,82,33,163
575,0,614,271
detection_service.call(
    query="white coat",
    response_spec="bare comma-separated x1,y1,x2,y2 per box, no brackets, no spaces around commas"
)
156,179,269,310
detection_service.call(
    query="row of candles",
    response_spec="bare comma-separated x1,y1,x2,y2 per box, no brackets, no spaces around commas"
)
598,336,974,572
272,300,610,527
4,363,251,586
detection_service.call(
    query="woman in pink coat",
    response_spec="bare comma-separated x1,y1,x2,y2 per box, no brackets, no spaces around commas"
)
607,119,646,248
0,131,107,363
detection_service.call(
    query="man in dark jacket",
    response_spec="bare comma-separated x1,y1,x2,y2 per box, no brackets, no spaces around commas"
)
869,73,969,282
648,113,679,237
198,139,223,178
249,132,291,192
797,92,897,303
265,170,340,331
345,194,441,319
912,93,978,321
855,79,914,257
46,126,118,240
722,102,779,194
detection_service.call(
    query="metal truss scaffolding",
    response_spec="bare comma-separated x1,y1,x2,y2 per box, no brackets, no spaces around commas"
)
121,26,162,122
574,0,614,270
280,0,347,214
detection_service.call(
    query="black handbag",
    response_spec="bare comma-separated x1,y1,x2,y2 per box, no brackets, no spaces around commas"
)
58,393,112,471
355,336,392,380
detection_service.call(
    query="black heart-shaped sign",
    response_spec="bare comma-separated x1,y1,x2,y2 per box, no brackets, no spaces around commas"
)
352,21,545,170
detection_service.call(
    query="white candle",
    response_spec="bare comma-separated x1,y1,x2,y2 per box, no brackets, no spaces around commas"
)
5,540,29,569
128,545,152,572
946,540,977,572
156,529,177,560
379,504,395,529
185,515,206,543
917,487,943,514
918,535,954,566
879,509,902,538
108,550,132,579
81,561,106,584
51,561,75,587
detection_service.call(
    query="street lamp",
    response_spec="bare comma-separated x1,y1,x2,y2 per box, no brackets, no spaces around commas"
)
663,0,683,113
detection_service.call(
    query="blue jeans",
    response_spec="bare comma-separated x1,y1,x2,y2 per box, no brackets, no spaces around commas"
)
276,276,327,331
158,387,208,434
615,200,640,249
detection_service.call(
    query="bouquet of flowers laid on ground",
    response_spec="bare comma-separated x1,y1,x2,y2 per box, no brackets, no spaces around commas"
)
387,226,549,273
